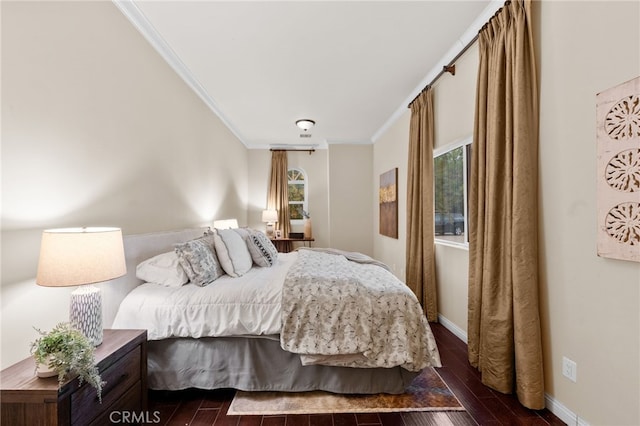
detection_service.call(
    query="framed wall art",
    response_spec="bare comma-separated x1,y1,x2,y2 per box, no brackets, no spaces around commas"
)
379,168,398,239
596,76,640,262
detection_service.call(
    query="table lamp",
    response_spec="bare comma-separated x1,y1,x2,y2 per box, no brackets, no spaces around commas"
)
212,219,239,229
261,209,278,237
36,227,126,346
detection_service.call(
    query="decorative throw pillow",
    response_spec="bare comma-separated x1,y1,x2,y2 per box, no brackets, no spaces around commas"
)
174,235,225,286
247,230,278,267
213,228,253,277
136,251,189,287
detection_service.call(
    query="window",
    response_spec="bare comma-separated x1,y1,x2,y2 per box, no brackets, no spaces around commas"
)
433,137,471,245
288,168,308,223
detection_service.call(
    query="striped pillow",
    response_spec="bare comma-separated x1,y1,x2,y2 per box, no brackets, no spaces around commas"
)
247,230,278,267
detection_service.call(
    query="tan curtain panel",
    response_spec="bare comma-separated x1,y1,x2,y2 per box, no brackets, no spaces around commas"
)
268,151,292,252
406,88,438,322
467,0,544,409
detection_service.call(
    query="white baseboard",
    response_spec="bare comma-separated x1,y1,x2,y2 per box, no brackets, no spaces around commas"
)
437,314,468,343
544,394,589,426
436,314,587,426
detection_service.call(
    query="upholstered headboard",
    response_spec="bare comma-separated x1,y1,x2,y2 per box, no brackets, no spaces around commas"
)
100,227,208,328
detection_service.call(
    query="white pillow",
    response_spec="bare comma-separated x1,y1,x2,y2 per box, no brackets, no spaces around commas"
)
136,251,189,287
231,227,251,241
213,228,253,277
247,230,278,267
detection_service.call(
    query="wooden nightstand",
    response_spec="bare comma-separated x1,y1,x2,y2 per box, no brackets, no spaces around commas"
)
269,237,315,253
0,329,147,426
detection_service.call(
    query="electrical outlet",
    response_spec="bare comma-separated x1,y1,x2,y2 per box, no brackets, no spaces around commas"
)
562,356,577,382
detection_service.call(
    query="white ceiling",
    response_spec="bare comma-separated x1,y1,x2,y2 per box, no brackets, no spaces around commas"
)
115,1,501,149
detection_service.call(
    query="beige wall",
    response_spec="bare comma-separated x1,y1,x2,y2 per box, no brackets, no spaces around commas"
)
246,150,273,229
328,144,373,256
374,1,640,424
537,2,639,424
1,1,248,368
373,112,409,279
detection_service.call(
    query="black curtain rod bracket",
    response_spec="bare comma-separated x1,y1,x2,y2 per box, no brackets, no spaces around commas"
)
443,64,456,76
408,0,513,108
408,32,479,108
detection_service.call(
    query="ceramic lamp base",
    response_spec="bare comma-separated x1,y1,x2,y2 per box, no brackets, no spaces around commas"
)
266,223,275,237
70,285,103,346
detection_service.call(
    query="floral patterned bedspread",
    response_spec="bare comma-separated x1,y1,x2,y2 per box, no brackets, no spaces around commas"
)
280,249,441,371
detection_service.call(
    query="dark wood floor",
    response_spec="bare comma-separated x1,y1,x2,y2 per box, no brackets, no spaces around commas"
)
147,323,565,425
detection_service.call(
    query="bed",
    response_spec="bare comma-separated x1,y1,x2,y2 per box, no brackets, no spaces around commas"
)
109,227,441,394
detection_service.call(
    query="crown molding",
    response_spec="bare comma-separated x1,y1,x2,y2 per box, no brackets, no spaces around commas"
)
325,139,373,146
112,0,249,147
372,0,504,143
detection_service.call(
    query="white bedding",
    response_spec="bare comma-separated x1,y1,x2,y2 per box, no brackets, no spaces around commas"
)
112,252,297,339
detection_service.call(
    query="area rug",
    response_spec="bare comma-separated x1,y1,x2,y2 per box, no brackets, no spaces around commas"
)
227,368,464,415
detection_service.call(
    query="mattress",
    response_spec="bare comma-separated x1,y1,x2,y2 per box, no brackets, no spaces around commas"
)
111,252,297,339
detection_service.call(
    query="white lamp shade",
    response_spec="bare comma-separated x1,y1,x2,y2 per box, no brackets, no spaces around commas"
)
36,227,126,287
261,209,278,223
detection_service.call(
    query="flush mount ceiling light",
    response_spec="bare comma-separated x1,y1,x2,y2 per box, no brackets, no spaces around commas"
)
295,119,315,131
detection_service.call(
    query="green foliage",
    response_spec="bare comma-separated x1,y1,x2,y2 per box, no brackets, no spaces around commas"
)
290,204,303,220
287,169,304,181
30,322,104,403
434,146,464,214
288,183,304,202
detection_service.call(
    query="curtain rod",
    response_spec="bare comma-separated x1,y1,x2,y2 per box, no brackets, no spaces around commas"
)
270,148,316,155
407,0,510,108
407,33,479,108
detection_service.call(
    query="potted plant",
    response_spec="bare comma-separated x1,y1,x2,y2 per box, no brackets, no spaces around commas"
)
30,322,104,402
